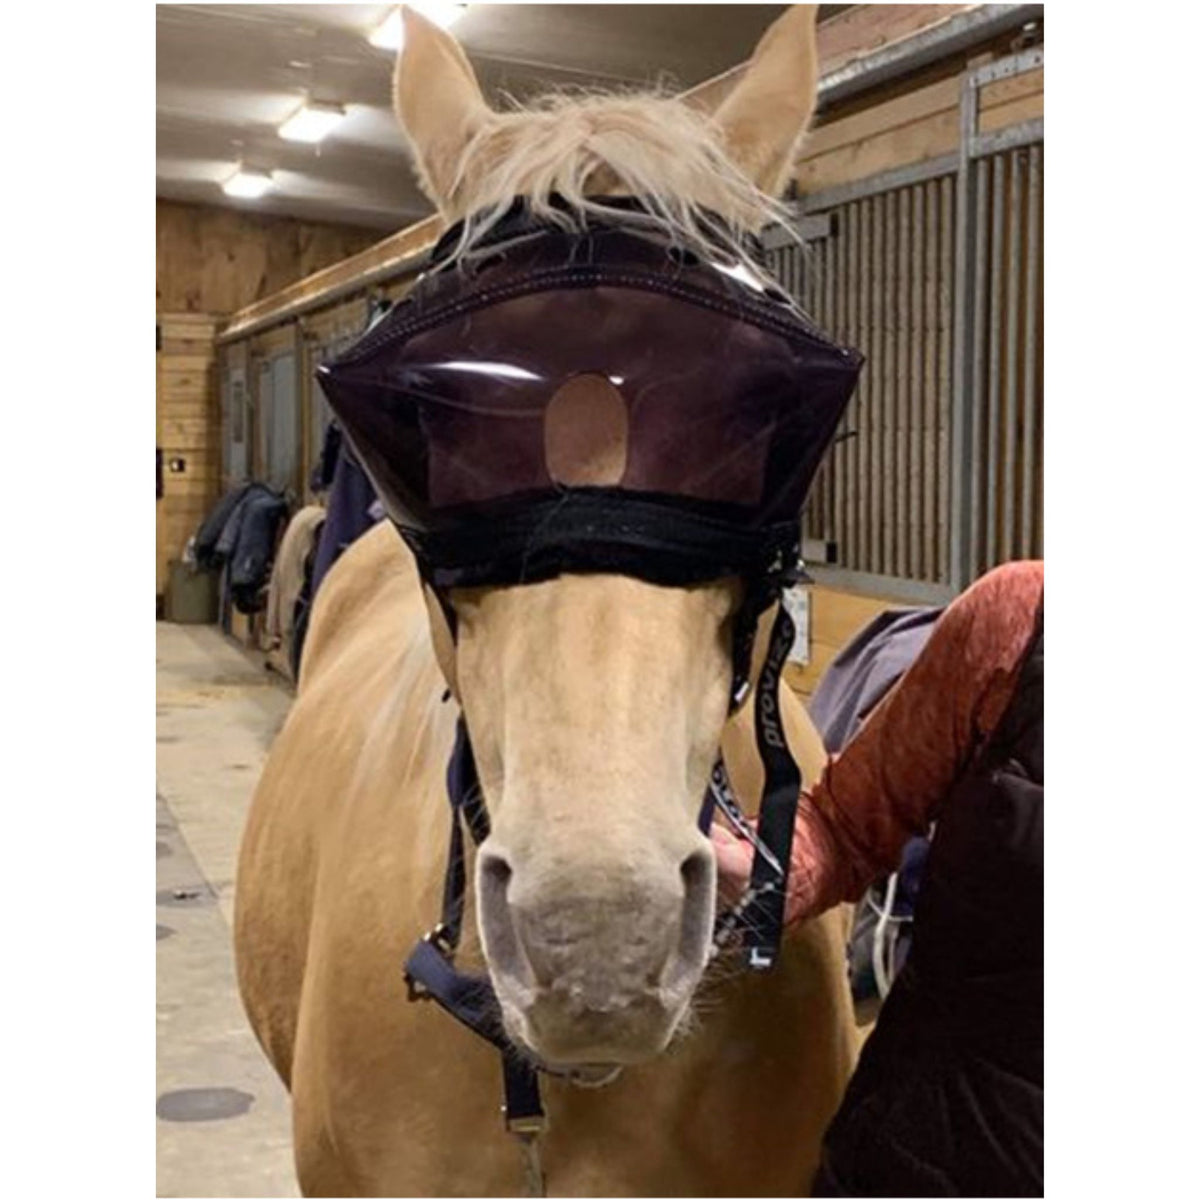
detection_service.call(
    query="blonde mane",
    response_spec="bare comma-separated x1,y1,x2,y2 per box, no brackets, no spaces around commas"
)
437,90,799,265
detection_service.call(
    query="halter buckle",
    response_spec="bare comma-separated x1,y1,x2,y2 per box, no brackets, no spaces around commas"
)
425,922,456,956
504,1110,548,1136
404,923,457,1001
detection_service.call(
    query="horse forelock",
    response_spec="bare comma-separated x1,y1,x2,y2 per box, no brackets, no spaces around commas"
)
441,89,798,265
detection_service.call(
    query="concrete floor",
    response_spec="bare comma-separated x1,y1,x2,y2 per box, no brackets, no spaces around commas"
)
157,622,300,1198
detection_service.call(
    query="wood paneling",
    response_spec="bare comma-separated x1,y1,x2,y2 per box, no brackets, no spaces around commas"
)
785,583,916,701
685,4,973,115
157,313,221,598
797,63,1043,195
157,200,382,316
220,212,444,340
817,5,973,75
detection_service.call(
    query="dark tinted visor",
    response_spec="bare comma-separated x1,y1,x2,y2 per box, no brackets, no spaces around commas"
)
317,221,862,579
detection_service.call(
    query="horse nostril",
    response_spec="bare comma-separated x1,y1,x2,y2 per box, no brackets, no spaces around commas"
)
477,848,535,991
479,850,513,901
670,847,716,986
681,848,712,893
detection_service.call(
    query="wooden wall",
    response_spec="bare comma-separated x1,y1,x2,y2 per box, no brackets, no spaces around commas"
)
798,55,1043,195
786,583,915,703
156,200,382,316
157,313,221,597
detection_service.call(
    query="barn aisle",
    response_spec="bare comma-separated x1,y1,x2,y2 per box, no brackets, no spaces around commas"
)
156,624,299,1198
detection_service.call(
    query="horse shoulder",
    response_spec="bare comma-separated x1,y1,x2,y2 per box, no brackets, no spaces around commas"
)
296,523,420,691
235,521,434,1088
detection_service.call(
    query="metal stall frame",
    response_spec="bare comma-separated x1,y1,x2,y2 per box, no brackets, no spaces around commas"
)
771,45,1044,605
950,46,1044,594
247,344,303,499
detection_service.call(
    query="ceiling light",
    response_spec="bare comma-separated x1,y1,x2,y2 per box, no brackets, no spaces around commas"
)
222,167,274,199
279,102,346,144
369,3,468,51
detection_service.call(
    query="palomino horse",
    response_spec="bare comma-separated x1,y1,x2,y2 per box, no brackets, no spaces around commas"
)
236,6,859,1195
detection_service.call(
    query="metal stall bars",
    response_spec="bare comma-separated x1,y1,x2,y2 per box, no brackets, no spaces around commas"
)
951,47,1043,592
765,46,1043,603
766,160,959,605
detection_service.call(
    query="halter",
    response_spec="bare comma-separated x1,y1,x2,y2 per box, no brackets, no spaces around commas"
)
316,196,863,1192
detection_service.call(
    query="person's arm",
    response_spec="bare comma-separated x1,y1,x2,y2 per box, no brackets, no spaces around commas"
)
713,560,1044,924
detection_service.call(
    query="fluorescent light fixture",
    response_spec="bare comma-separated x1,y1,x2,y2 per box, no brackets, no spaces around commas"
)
222,167,273,199
369,3,468,51
279,102,345,144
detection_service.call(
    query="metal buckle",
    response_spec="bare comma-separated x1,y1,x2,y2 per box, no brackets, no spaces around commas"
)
425,922,456,956
506,1119,548,1198
504,1109,548,1137
404,923,457,1002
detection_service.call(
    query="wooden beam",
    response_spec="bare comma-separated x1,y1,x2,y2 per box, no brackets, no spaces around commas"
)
817,5,974,76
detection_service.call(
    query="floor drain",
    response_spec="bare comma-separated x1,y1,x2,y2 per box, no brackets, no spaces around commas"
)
156,885,216,908
156,1087,254,1122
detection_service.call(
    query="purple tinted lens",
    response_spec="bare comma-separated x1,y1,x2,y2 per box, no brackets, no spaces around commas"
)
319,244,860,540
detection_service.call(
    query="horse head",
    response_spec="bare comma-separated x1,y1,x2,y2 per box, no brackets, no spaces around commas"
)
391,4,821,1071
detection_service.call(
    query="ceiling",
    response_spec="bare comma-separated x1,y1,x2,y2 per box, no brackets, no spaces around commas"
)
157,4,850,232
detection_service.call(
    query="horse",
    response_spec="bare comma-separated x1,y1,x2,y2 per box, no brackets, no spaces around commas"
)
235,6,859,1195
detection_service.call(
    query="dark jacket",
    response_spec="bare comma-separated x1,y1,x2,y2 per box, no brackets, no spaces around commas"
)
193,483,289,614
194,483,254,569
309,429,383,600
814,608,1044,1197
228,489,289,613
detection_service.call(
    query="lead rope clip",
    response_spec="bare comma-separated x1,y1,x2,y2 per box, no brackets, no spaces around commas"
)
506,1112,548,1198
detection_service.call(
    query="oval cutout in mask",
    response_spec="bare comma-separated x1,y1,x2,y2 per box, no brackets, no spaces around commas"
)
544,372,629,487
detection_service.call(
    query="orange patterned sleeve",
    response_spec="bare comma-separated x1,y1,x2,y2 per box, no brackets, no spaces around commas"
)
784,560,1044,923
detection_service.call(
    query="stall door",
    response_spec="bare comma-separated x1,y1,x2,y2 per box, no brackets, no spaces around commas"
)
258,353,299,493
223,366,249,489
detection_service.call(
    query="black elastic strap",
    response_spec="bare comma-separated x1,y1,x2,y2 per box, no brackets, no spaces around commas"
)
741,602,803,970
402,497,799,594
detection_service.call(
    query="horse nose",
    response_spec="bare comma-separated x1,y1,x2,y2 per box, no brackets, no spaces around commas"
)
476,840,715,996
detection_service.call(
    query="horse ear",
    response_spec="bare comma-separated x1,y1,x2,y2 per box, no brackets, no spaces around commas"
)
714,5,820,198
393,5,492,209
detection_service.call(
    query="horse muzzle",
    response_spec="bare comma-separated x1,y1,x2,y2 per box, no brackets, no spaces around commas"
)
477,845,715,1065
